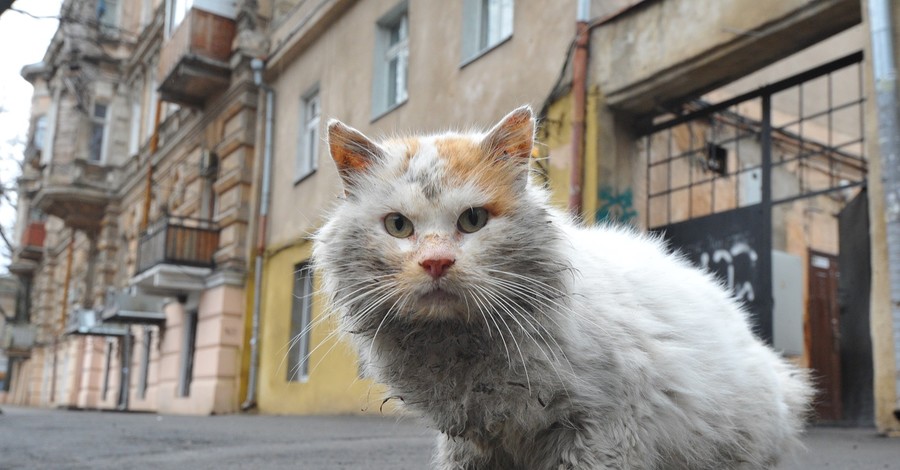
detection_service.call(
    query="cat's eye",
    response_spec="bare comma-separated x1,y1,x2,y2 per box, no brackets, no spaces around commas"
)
457,207,489,233
384,213,414,238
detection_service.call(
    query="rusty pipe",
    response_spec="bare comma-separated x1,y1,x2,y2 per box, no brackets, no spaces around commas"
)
568,19,590,218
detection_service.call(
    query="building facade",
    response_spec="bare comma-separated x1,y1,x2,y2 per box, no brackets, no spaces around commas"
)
2,0,265,415
1,0,898,436
249,0,900,436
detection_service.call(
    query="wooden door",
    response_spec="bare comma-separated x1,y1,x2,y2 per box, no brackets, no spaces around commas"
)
808,250,841,421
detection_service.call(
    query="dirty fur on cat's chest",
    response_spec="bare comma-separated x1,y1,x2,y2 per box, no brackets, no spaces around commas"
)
367,322,564,439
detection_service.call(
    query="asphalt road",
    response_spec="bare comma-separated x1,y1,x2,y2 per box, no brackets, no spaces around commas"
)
0,406,897,469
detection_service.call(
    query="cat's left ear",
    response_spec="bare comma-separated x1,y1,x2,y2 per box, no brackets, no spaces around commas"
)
482,106,535,166
327,120,384,192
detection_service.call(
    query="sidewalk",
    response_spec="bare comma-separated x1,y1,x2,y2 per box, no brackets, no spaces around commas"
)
0,406,897,469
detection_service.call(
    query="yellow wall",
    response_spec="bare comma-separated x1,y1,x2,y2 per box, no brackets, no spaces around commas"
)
258,238,386,414
538,90,601,221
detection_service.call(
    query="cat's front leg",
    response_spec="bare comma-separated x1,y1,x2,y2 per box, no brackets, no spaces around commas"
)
433,434,486,470
530,416,641,470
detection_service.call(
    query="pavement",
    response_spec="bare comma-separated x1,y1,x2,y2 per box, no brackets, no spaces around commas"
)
0,405,897,469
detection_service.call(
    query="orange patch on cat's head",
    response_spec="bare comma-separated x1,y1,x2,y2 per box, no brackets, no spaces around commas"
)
435,136,519,216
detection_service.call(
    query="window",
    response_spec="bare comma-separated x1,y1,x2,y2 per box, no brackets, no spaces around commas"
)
101,339,114,400
89,103,108,162
462,0,514,63
33,115,47,151
287,263,313,382
129,96,141,156
372,4,409,118
167,0,193,37
98,0,120,34
296,89,320,181
138,327,152,399
178,310,198,397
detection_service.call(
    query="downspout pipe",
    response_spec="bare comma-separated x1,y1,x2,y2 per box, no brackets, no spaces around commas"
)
867,0,900,417
242,58,274,411
569,0,590,217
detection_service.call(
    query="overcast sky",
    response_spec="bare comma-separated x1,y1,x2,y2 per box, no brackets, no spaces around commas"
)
0,0,62,271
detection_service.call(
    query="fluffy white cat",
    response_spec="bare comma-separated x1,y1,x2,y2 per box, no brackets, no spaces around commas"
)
313,106,812,469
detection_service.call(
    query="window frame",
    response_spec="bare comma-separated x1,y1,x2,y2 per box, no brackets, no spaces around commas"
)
287,263,314,383
295,87,321,184
98,0,121,36
88,102,110,163
371,2,409,120
101,339,114,401
138,327,152,400
177,310,198,397
33,115,48,151
460,0,514,67
166,0,193,38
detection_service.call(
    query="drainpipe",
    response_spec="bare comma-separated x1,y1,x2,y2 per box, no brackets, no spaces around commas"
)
51,235,75,404
242,57,273,411
568,0,590,218
867,0,900,417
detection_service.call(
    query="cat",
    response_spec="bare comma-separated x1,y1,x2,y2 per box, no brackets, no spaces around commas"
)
312,106,813,469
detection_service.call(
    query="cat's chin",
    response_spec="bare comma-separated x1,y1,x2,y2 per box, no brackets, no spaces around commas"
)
411,289,468,321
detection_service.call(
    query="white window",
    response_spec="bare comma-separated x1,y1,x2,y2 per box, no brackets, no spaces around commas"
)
462,0,514,63
98,0,120,34
372,4,408,118
33,115,47,151
287,263,313,382
129,96,141,156
140,0,153,26
296,89,320,182
89,103,108,162
167,0,193,37
144,68,158,142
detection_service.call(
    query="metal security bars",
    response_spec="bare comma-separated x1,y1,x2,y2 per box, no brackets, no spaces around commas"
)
640,52,867,229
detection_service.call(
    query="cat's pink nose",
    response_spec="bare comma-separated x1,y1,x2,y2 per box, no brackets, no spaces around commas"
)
420,258,455,279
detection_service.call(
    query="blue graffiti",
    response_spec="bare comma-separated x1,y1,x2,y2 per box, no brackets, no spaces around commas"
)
596,186,638,225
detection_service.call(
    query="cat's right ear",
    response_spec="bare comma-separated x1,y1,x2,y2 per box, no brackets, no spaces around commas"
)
327,120,384,192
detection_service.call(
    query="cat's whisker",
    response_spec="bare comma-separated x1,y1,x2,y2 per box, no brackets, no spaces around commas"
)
469,287,511,368
471,284,532,394
482,285,574,398
367,288,410,362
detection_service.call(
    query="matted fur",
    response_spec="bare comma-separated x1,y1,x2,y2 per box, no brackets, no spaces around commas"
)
313,107,812,469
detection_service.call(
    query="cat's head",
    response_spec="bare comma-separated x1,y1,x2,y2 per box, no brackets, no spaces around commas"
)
314,106,565,331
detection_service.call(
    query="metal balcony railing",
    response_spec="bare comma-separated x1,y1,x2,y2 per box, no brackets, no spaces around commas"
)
136,217,219,275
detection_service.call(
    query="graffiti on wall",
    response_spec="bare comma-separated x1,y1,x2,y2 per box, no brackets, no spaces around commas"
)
698,241,759,303
596,186,638,225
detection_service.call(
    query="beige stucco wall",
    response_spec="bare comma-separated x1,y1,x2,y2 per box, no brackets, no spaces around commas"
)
591,0,860,114
266,0,583,247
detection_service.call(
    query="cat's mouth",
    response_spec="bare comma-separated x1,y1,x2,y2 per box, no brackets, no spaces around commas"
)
419,287,458,303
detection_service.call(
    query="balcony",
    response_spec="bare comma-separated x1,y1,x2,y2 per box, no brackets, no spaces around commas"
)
32,160,113,231
18,221,46,261
132,217,219,294
66,308,128,337
101,288,167,325
158,7,236,107
0,323,36,357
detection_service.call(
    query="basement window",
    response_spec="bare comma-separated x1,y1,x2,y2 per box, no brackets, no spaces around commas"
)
287,263,313,382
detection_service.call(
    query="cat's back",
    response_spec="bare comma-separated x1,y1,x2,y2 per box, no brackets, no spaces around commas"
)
553,220,811,467
558,221,745,326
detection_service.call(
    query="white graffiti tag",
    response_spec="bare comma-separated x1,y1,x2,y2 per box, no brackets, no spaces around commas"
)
699,242,758,302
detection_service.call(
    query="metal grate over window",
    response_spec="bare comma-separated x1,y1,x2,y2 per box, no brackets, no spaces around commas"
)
639,52,867,229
